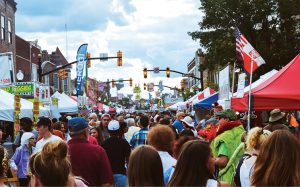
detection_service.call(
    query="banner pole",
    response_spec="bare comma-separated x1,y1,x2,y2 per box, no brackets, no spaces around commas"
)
231,61,236,97
247,54,254,132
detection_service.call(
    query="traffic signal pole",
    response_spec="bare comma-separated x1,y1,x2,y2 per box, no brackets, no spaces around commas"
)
146,69,201,81
40,56,121,77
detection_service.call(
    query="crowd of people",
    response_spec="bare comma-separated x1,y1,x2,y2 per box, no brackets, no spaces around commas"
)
0,106,299,186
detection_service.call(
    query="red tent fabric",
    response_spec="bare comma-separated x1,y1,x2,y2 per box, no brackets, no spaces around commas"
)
232,53,300,111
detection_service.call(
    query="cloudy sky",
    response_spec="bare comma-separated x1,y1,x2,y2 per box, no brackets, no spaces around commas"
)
16,0,203,97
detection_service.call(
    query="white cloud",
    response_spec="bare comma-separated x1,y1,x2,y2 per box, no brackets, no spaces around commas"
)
16,0,203,97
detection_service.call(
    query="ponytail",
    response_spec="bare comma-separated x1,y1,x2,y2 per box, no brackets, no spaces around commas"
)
29,140,72,186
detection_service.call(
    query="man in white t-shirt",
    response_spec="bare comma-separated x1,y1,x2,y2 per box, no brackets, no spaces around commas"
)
34,117,62,153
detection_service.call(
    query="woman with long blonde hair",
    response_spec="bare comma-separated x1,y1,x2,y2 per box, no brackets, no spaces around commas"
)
238,127,271,187
29,140,87,187
251,130,300,186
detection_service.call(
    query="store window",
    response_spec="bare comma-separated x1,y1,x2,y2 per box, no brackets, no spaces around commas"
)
8,19,12,44
1,15,5,40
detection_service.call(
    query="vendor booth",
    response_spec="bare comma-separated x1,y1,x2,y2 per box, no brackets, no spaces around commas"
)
232,53,300,111
0,89,50,122
194,92,219,109
51,92,78,113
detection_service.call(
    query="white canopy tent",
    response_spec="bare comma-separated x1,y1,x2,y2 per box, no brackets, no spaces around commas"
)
0,89,50,122
217,69,278,109
166,102,187,111
51,92,78,113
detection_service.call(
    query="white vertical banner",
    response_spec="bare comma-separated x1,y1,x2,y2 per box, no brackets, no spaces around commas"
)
39,85,50,103
32,64,37,82
218,65,230,100
236,73,246,98
0,53,14,85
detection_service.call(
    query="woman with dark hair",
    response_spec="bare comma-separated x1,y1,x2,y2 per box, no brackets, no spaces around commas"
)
168,140,219,187
164,136,196,184
251,130,300,186
90,126,104,145
128,145,164,186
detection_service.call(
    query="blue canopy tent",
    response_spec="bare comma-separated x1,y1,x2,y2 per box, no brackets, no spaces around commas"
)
194,92,219,109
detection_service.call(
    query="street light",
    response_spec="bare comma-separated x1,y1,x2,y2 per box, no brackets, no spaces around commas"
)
143,68,147,78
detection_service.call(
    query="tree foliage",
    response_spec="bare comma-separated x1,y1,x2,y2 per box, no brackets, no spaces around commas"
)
189,0,300,78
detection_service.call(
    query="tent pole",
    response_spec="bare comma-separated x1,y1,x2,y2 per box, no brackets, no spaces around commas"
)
247,55,253,132
231,61,236,98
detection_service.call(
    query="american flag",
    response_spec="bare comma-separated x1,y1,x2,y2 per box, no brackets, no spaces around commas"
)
235,28,247,59
235,27,265,73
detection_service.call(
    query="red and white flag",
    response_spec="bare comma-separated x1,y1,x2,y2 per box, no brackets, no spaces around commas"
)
235,28,265,73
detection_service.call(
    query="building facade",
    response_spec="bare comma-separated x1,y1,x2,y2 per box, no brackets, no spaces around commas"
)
40,47,71,94
0,0,16,77
16,36,71,94
186,50,202,89
15,35,41,82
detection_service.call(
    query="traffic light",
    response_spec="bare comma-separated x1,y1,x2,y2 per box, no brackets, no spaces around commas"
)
87,52,91,68
58,69,63,77
129,78,133,87
144,83,147,90
180,79,185,91
112,79,116,88
117,50,122,66
166,67,170,78
143,68,147,78
62,69,68,80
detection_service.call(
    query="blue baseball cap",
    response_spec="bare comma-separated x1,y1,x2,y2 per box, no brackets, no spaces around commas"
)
68,117,89,135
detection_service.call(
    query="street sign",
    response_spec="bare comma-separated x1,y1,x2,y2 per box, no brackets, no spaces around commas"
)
182,73,194,77
100,53,108,61
153,67,160,74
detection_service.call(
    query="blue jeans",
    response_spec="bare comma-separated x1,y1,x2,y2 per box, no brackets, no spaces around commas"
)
113,174,127,187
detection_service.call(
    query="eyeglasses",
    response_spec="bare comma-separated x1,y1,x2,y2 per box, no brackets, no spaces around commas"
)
103,119,110,121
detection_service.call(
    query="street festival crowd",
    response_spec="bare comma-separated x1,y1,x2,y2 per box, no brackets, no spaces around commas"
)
0,104,299,187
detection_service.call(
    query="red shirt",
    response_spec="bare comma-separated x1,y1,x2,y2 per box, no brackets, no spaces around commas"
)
88,135,98,145
68,138,114,186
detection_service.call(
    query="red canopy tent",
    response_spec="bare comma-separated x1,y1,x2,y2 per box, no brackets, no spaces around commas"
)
232,53,300,111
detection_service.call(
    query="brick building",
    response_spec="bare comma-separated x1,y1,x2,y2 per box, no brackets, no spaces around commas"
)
0,0,16,75
38,47,71,94
15,35,41,82
16,35,71,94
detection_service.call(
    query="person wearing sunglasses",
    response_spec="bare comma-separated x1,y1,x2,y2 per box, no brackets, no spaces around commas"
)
10,132,36,186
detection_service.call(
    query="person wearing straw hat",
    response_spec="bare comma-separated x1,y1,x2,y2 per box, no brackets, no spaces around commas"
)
264,109,289,132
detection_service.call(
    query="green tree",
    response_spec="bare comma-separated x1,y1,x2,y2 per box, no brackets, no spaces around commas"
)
189,0,300,79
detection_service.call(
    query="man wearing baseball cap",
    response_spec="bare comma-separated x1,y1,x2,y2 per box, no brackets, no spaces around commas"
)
67,117,114,186
102,120,131,187
34,117,62,153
